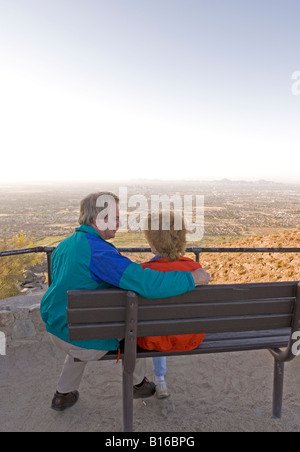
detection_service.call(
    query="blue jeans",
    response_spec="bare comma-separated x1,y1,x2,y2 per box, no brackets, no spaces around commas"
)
152,356,167,378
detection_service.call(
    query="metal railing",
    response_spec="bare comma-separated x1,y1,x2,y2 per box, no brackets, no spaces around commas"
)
0,246,55,286
1,245,300,289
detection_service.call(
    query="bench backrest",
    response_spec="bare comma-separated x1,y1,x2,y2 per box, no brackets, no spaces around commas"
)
67,281,300,342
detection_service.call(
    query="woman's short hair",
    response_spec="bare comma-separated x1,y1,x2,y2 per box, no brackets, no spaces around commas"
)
78,191,119,226
143,210,187,261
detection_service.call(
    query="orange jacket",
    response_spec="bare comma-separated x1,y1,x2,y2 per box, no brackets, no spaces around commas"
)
137,256,206,352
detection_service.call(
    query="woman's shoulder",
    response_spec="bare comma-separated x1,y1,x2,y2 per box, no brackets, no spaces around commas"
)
141,256,202,271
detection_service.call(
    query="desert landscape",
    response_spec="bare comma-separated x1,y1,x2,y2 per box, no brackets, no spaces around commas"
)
0,179,300,241
1,179,300,293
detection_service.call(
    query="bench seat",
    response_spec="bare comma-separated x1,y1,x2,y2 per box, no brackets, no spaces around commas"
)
100,329,291,361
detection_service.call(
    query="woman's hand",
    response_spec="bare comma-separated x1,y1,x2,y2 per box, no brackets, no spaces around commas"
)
191,268,211,286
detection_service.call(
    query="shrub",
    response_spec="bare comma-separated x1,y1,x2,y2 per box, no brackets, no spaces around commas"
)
0,231,41,299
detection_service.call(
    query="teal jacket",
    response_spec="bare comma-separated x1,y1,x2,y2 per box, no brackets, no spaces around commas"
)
40,225,195,351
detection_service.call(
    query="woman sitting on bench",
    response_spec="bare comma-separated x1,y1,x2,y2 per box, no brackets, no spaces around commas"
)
138,210,207,399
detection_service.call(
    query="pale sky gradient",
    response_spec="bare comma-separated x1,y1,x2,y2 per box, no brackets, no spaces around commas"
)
0,0,300,184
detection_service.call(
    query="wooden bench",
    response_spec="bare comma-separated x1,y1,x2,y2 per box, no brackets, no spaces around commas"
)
67,281,300,432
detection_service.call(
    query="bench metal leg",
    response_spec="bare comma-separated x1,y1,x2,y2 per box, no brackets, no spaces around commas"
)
272,359,284,419
122,292,138,432
122,362,134,432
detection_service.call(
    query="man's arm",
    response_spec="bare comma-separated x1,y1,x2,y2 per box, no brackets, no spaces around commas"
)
90,244,210,299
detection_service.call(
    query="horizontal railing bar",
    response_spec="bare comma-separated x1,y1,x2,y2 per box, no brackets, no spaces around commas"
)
1,246,300,258
0,246,55,257
1,245,299,296
119,247,300,254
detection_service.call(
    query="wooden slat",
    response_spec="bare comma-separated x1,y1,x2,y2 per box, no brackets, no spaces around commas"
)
67,298,294,324
99,329,291,360
67,306,126,324
69,322,126,341
68,313,292,342
138,282,297,306
137,298,294,321
67,289,127,308
202,328,290,342
136,313,292,337
67,282,297,309
135,335,290,357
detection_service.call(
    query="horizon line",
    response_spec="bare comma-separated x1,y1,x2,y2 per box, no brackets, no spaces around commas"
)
0,178,299,186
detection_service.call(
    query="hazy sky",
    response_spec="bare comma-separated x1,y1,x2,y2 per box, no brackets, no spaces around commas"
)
1,0,300,184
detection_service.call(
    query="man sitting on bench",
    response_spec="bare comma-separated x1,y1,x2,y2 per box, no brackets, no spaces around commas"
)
40,191,211,411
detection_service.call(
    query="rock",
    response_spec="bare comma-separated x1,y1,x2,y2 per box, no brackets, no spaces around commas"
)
0,310,14,328
20,270,46,286
19,270,46,293
23,282,44,289
0,293,47,347
12,319,36,339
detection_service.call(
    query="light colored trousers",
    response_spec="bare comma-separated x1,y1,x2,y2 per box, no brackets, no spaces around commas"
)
50,334,146,394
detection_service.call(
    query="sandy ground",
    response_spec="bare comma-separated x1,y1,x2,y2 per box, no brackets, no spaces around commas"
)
1,336,300,432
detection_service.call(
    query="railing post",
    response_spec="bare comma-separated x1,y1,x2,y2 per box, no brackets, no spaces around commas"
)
46,249,53,287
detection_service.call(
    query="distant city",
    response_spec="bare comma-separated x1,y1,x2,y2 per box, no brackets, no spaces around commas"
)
0,179,299,241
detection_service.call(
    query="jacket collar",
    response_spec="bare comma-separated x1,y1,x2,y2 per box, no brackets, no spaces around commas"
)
75,224,118,249
76,224,102,239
